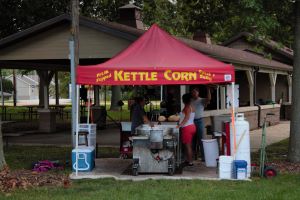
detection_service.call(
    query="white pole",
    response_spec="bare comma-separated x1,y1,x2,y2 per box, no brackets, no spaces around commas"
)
75,84,80,176
231,82,236,158
160,85,163,102
180,85,186,110
87,86,90,124
231,83,235,110
217,85,219,110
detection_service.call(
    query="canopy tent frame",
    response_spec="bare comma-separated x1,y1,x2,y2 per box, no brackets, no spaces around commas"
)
73,24,237,176
74,82,237,176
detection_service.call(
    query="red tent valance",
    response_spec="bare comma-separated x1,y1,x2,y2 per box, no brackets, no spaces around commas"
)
76,24,235,85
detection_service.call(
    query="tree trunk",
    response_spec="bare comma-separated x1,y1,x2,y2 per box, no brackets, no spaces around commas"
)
288,0,300,162
110,86,121,110
0,120,6,170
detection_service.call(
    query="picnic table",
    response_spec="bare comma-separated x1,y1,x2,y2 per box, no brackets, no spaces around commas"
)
0,105,8,120
49,105,66,119
3,132,25,149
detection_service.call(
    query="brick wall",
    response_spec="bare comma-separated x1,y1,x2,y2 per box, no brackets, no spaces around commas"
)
202,105,280,136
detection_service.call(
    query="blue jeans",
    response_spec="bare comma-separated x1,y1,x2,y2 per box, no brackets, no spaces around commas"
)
193,118,205,160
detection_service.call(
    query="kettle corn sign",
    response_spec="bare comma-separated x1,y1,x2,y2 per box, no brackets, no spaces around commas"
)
96,69,218,83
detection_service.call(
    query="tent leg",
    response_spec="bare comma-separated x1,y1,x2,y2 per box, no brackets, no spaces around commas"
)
231,82,236,158
75,84,80,176
87,86,90,124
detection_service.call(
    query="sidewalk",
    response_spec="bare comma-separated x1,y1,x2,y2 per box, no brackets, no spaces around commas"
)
250,121,290,152
6,121,291,150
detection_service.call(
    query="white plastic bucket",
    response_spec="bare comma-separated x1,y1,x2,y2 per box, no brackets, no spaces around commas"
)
219,156,233,179
202,139,219,167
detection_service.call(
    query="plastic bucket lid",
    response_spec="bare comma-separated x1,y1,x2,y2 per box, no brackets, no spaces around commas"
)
219,156,233,163
234,160,247,168
202,139,217,143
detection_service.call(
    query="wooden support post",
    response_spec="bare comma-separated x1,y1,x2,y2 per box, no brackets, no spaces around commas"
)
246,70,254,106
55,71,59,105
180,85,186,110
12,70,16,106
269,73,277,103
94,86,100,106
287,75,292,103
220,86,226,109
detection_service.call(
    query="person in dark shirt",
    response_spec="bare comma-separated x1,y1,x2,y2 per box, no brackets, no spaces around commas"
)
130,97,151,134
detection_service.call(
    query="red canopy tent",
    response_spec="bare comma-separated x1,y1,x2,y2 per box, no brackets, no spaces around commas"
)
76,24,235,85
74,25,237,176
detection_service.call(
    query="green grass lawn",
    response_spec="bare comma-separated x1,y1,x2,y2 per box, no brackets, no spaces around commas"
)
4,146,119,171
1,100,161,122
1,174,299,200
3,139,299,199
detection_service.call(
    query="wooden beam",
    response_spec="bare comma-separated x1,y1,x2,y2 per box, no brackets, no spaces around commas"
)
246,70,254,106
269,73,277,102
55,71,59,105
287,75,292,103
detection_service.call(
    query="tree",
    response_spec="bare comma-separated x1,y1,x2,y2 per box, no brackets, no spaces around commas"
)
288,0,300,162
0,121,5,170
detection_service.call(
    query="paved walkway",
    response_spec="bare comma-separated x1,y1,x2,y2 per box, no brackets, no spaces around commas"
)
6,121,291,150
250,121,290,152
6,127,120,147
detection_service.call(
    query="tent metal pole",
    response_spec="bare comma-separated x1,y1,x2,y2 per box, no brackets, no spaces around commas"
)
217,85,219,110
160,85,163,102
75,84,80,176
231,82,236,158
87,86,90,124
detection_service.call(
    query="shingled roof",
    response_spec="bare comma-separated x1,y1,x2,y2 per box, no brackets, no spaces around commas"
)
0,14,293,72
222,32,293,60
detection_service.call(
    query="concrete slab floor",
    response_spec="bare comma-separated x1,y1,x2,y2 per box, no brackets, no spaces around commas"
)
70,158,220,181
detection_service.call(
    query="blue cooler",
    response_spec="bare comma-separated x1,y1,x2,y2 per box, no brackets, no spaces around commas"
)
72,146,95,172
233,160,247,179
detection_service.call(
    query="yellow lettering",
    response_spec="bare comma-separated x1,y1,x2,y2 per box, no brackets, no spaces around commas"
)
164,70,172,80
114,70,123,81
151,72,157,80
138,72,144,80
172,72,180,81
181,72,188,81
189,72,196,80
131,72,137,81
145,72,151,81
123,72,130,81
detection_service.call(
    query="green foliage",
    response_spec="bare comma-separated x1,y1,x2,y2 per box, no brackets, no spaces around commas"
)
0,0,70,38
80,0,129,21
58,72,71,98
142,0,189,36
2,78,13,93
0,0,295,47
141,0,295,47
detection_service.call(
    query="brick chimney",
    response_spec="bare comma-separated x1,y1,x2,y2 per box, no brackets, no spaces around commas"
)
117,4,144,30
193,30,211,44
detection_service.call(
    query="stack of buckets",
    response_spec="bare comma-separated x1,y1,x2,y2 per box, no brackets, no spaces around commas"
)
219,113,250,180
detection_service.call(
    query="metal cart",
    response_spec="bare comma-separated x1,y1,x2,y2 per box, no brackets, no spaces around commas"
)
131,125,180,176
